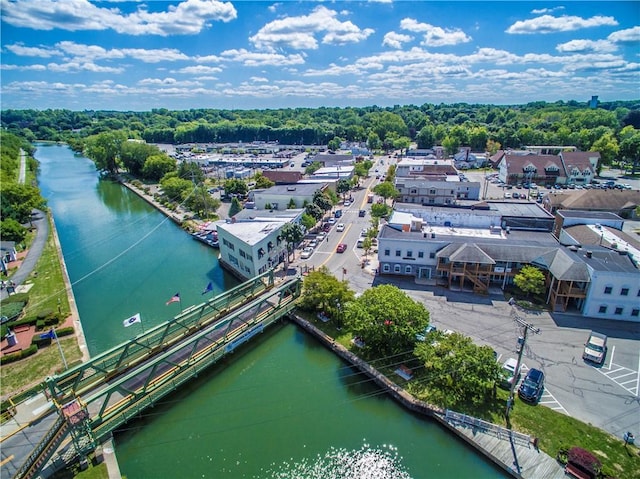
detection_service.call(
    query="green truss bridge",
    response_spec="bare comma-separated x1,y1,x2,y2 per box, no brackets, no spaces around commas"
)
1,271,302,479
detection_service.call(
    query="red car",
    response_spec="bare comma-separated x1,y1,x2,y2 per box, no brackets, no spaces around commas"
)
336,243,347,253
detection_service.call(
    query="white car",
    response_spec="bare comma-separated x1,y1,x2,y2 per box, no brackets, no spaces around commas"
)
336,223,345,232
344,200,351,207
328,217,336,224
500,358,521,389
300,247,314,259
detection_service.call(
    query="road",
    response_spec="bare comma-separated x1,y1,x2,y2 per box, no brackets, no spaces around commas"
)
293,156,639,441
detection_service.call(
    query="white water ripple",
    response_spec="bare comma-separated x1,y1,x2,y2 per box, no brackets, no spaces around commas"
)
263,444,411,479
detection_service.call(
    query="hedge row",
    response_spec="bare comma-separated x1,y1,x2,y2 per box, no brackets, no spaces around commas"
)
0,345,37,365
1,327,75,365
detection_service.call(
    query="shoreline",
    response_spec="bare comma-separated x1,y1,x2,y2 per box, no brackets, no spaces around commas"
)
289,313,565,479
49,211,90,364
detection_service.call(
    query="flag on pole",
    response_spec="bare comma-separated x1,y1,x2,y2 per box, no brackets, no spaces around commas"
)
201,282,213,295
123,313,142,328
40,329,56,340
166,293,180,305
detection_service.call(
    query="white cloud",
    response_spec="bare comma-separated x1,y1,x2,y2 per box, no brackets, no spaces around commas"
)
0,0,237,36
268,3,281,13
250,76,269,82
531,7,564,15
250,5,374,50
608,26,640,44
47,61,124,73
506,15,618,34
399,18,471,46
4,44,58,58
138,77,203,87
0,64,48,71
382,32,413,49
556,39,617,53
174,65,223,74
220,48,306,66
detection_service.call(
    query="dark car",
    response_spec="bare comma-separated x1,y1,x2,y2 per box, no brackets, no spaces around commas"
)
518,368,544,403
359,209,366,217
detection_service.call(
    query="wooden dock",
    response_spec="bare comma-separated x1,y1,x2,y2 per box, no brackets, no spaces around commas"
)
440,412,567,478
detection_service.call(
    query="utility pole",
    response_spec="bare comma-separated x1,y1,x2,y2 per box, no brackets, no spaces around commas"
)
505,307,540,425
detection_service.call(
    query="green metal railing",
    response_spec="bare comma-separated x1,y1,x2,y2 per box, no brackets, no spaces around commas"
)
46,270,274,399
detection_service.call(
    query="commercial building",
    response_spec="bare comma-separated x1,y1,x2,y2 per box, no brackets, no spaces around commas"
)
217,209,304,280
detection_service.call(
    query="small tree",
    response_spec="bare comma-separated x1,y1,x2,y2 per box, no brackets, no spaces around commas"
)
228,197,243,217
513,265,546,297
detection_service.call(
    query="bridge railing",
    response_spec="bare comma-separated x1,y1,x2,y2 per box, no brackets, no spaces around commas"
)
89,280,298,442
444,410,532,448
47,271,275,399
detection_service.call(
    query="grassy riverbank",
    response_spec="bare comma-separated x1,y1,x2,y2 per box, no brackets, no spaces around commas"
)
1,214,82,399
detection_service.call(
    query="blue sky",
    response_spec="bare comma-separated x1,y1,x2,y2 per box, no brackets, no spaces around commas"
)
1,1,638,111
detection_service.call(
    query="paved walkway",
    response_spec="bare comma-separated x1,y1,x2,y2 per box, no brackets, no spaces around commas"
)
0,209,48,302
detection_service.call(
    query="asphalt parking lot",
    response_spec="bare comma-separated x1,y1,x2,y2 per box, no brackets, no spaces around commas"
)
364,276,640,441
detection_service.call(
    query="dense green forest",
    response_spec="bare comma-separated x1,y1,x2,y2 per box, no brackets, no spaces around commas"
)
2,100,639,170
0,132,46,244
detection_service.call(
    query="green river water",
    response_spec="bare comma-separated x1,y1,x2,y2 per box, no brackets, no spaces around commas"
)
35,143,507,478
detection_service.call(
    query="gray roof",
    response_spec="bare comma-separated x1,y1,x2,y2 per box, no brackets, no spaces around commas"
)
266,183,322,196
531,249,591,282
441,243,496,264
578,248,639,274
486,201,554,219
557,210,622,220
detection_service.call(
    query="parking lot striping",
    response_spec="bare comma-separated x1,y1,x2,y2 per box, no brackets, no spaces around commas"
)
605,345,615,370
538,388,569,415
596,362,639,396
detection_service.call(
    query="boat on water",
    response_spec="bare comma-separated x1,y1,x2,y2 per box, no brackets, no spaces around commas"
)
192,222,219,248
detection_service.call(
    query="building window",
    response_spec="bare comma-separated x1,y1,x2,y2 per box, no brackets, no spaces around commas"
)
429,252,436,259
604,286,612,294
429,189,436,195
631,309,639,317
382,264,390,273
598,305,607,313
384,249,390,256
394,265,401,273
407,251,413,258
405,265,412,274
621,288,629,296
239,250,246,259
418,251,424,258
615,307,623,315
395,250,401,257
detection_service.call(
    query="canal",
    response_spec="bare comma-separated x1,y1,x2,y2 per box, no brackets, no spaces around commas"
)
35,143,507,478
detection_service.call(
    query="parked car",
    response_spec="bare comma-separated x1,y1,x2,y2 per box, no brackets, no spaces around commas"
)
300,247,314,259
328,217,336,224
323,223,331,232
308,240,318,248
343,200,351,207
316,232,326,242
499,358,521,389
583,331,607,364
512,192,520,199
334,209,343,218
415,324,437,342
336,223,345,232
518,368,544,403
336,243,347,253
504,192,512,199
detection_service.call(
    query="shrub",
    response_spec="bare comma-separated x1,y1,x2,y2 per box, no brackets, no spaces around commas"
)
567,447,601,476
36,309,53,320
56,327,74,337
36,319,45,330
31,333,52,348
0,345,37,365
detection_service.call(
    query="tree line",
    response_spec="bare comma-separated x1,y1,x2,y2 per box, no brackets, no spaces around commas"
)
2,101,638,171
